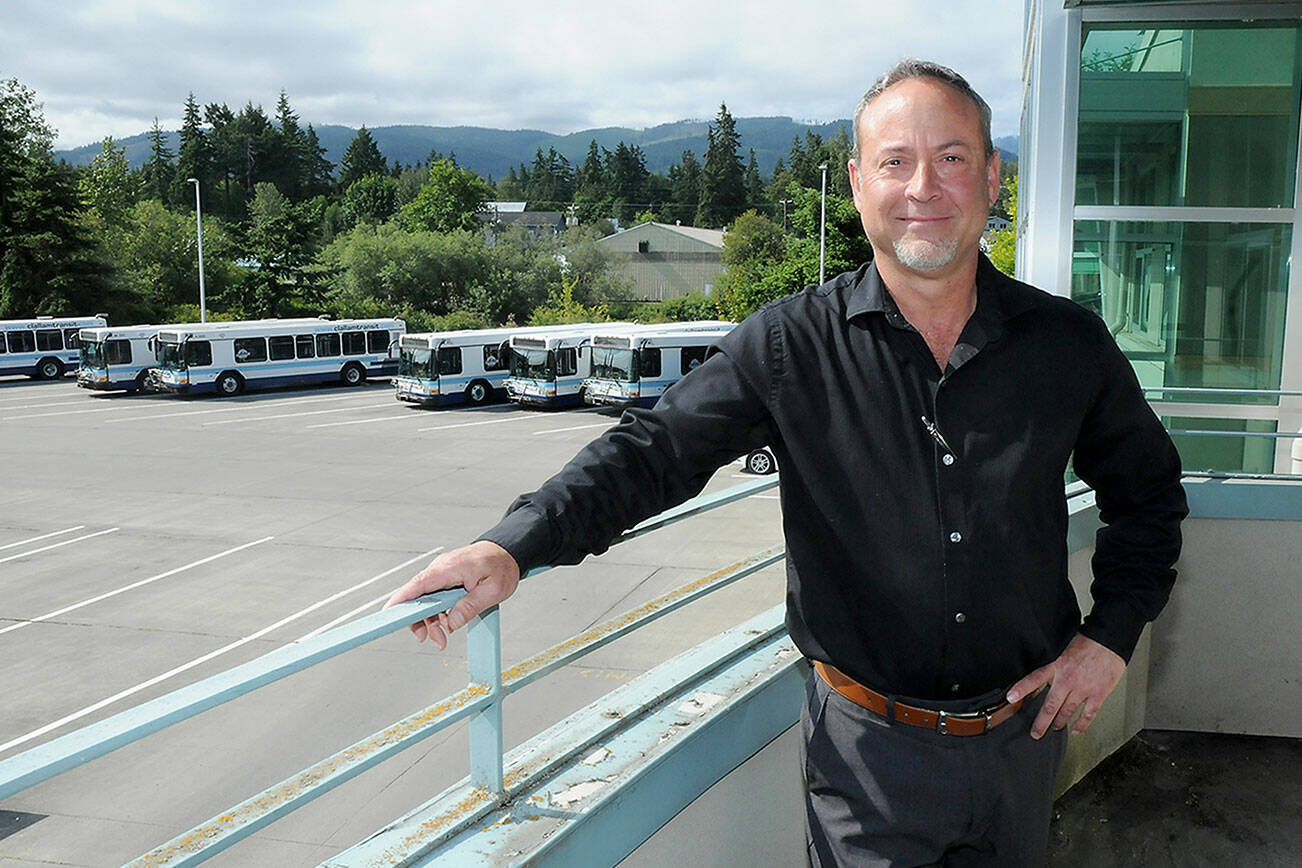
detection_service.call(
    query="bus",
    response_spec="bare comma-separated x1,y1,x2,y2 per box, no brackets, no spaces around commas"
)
393,324,592,408
583,321,735,408
504,323,635,408
150,317,406,396
76,319,323,394
1,315,107,380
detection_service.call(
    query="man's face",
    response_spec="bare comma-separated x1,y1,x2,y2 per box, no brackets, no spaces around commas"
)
849,77,1000,277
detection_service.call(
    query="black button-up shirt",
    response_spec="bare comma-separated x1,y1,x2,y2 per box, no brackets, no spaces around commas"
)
483,256,1187,702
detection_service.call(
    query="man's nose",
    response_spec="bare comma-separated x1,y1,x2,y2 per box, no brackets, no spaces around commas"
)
906,161,941,201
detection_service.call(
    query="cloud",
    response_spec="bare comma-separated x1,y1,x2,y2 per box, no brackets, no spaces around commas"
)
4,0,1026,149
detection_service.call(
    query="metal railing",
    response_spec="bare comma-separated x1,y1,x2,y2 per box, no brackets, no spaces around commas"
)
0,474,783,867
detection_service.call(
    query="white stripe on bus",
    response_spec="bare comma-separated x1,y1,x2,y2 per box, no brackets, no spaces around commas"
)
0,546,444,755
0,536,275,637
0,528,120,566
0,526,87,552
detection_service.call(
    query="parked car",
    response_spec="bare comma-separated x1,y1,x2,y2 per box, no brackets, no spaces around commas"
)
744,448,777,475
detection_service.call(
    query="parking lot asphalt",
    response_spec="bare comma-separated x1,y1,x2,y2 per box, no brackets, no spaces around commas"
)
0,375,785,867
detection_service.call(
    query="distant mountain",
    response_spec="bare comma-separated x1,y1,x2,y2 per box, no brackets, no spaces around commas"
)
58,119,1017,181
57,117,854,181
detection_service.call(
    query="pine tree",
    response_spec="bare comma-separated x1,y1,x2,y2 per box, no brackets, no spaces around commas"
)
141,118,174,204
744,148,766,212
667,150,702,225
339,126,387,190
171,93,209,209
302,125,335,198
696,102,746,228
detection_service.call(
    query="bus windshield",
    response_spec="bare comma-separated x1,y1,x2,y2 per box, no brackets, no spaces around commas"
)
81,341,105,368
399,347,434,379
157,341,186,371
510,347,553,381
590,347,636,381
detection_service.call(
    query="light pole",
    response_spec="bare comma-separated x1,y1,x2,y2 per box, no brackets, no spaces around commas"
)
187,178,207,323
817,163,828,285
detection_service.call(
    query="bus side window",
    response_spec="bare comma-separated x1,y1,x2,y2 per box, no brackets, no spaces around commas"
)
234,337,267,363
317,333,341,357
437,347,462,375
0,333,7,353
342,331,366,355
366,330,389,354
64,328,82,349
557,347,578,377
483,344,505,371
106,340,132,365
296,335,315,358
640,348,661,378
681,347,707,373
36,329,64,351
186,341,212,367
8,331,35,353
269,335,295,361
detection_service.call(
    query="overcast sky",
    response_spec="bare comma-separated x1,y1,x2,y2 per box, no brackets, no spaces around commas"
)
7,0,1027,151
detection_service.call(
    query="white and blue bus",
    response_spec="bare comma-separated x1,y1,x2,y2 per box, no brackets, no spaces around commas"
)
504,323,635,408
1,315,107,380
393,325,584,408
583,321,735,408
150,317,406,396
77,319,324,394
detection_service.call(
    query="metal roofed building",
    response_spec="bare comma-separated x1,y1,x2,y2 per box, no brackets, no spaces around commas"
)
596,222,726,302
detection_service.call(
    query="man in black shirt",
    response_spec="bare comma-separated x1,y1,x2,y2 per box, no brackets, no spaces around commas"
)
386,60,1186,865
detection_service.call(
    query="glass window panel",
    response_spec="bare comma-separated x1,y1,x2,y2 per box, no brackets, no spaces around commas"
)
8,331,35,353
1163,416,1278,475
1078,23,1301,207
269,335,295,360
316,333,341,357
1072,221,1290,401
367,330,389,354
342,331,366,355
36,329,63,351
296,335,315,358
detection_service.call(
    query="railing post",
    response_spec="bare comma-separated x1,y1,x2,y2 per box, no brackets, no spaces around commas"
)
467,605,504,794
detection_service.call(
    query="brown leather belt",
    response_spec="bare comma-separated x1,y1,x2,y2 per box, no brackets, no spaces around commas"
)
813,660,1034,737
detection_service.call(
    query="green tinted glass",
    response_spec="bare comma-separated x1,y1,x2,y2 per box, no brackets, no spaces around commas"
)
1072,221,1290,400
1078,24,1301,207
1163,416,1280,475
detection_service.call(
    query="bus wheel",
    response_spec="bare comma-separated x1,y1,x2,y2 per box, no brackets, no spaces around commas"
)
341,363,366,386
465,380,491,405
131,371,151,394
35,358,64,380
215,371,244,396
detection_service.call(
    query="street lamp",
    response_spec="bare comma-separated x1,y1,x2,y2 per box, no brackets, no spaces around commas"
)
187,178,207,323
817,163,828,285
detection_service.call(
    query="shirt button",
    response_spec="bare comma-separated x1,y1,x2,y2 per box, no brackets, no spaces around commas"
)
942,453,955,466
950,683,961,693
949,531,962,543
954,612,967,624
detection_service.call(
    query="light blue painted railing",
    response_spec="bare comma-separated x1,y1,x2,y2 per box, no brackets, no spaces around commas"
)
0,474,782,866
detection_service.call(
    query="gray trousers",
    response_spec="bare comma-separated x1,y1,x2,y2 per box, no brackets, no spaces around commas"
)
802,669,1067,867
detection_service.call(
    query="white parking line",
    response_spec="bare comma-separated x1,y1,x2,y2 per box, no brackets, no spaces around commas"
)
0,546,444,755
0,399,101,411
295,591,389,643
0,526,86,552
104,393,365,424
0,536,275,637
2,405,122,421
203,402,396,426
306,401,507,430
418,407,601,433
531,421,616,436
0,528,120,566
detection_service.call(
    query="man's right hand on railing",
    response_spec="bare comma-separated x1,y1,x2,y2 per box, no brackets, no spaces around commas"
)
384,541,521,650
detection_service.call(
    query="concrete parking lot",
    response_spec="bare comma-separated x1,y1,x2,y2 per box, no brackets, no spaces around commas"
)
0,375,785,867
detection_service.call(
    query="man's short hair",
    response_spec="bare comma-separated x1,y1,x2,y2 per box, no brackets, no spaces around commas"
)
852,59,995,162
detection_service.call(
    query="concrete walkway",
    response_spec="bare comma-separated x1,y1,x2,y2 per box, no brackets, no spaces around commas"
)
1049,730,1302,867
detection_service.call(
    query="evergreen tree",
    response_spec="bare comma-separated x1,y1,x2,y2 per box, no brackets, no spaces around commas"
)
696,102,746,228
141,118,174,205
302,124,335,198
606,142,649,223
744,148,766,212
666,150,702,225
339,126,387,190
273,90,307,199
572,140,610,224
171,93,209,209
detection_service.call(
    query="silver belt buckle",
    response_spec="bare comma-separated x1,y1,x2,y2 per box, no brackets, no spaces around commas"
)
936,703,1001,735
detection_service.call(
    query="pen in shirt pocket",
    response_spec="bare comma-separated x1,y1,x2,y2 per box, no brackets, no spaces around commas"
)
920,416,954,455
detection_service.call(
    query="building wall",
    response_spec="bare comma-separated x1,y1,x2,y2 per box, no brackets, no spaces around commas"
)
599,224,726,301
